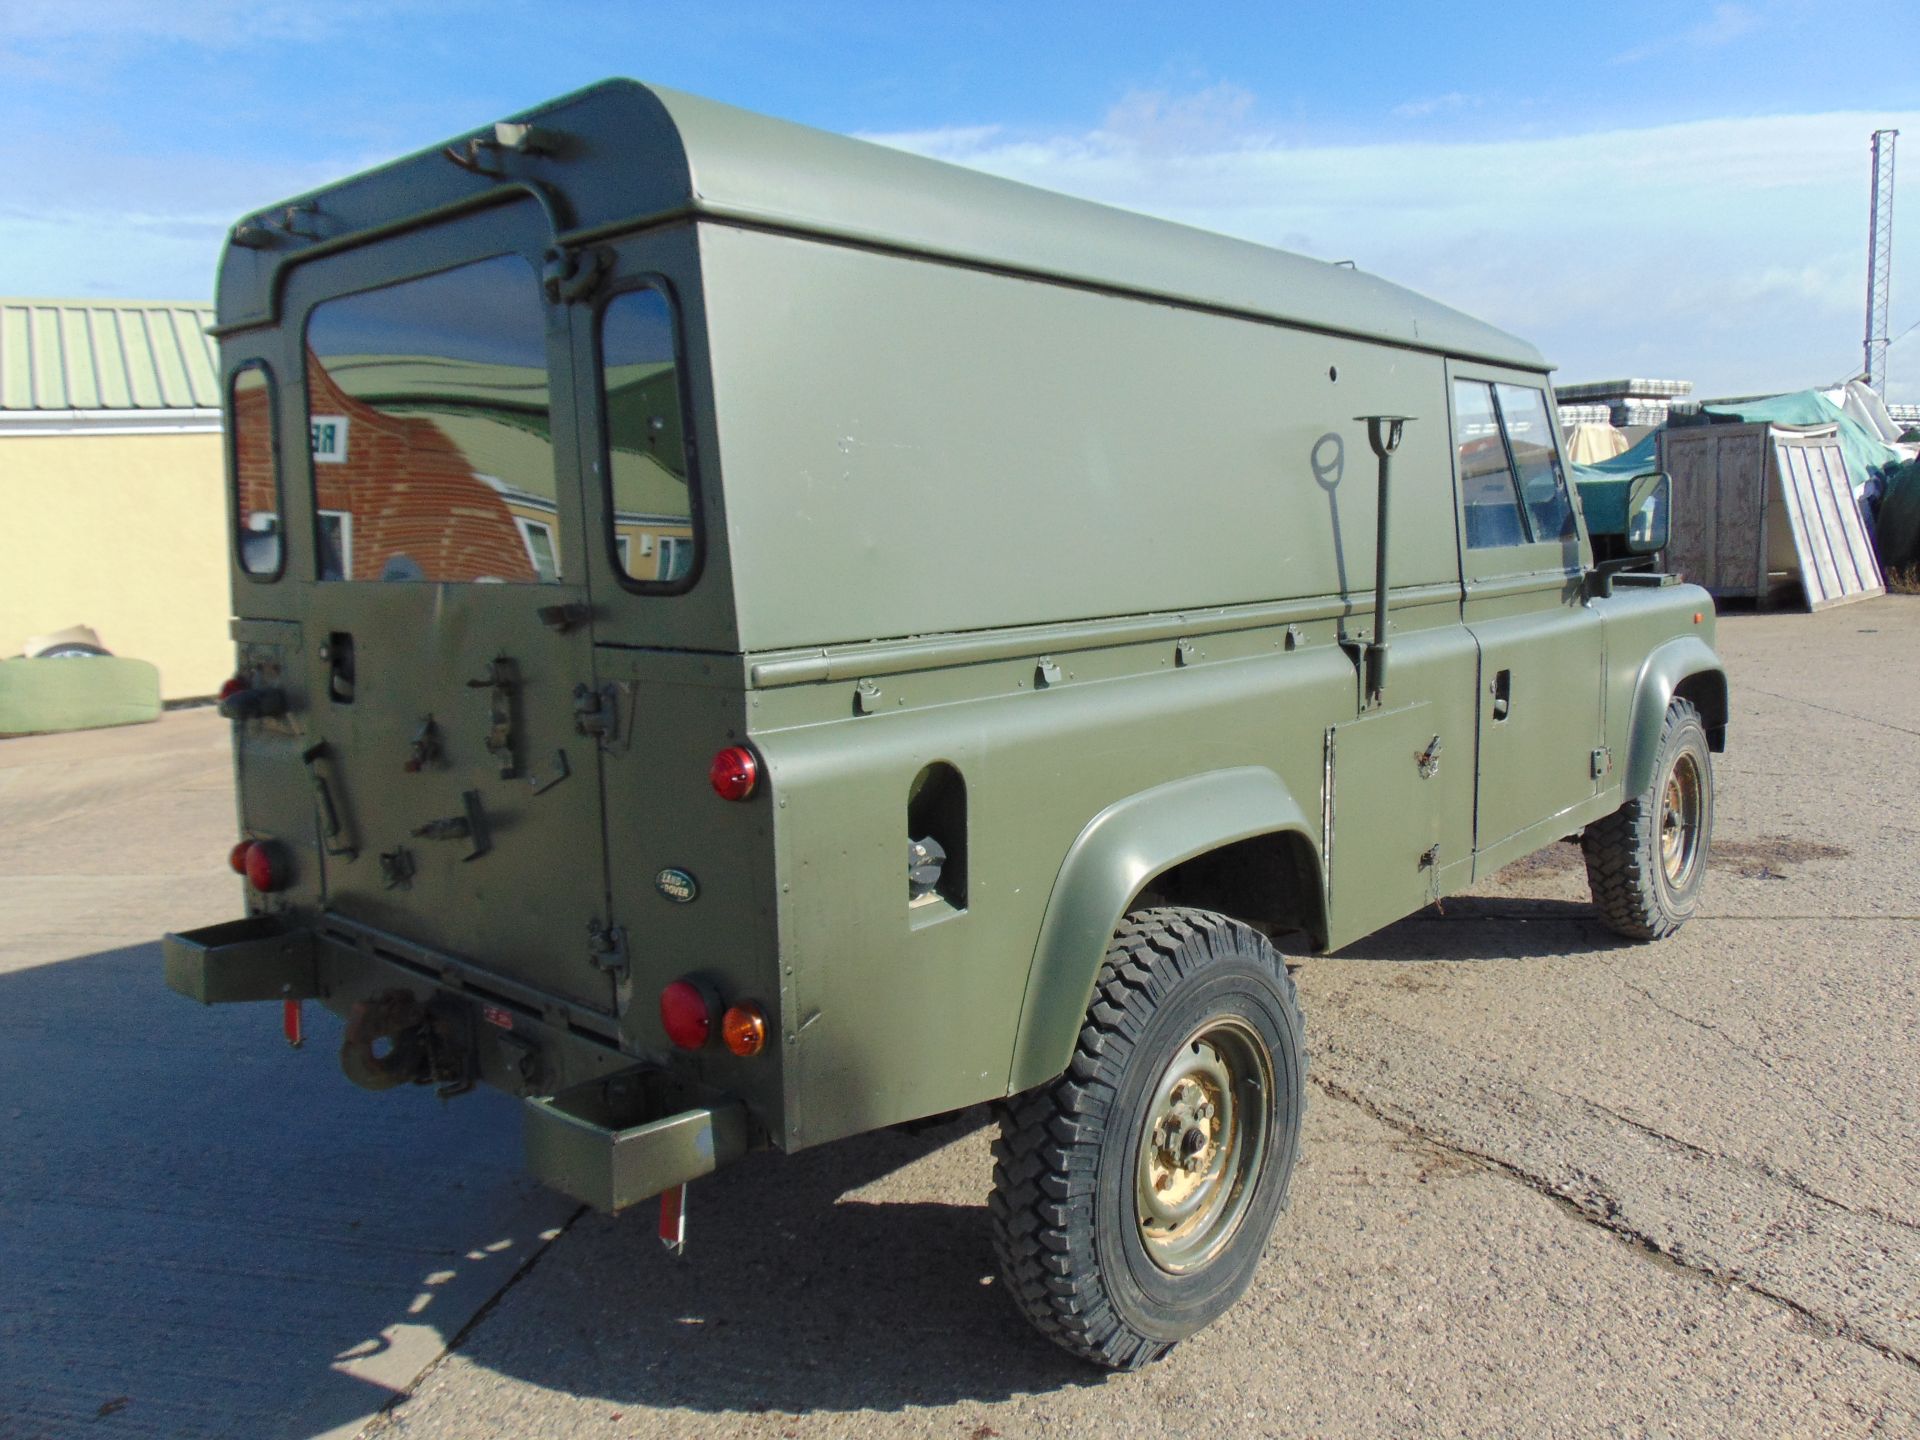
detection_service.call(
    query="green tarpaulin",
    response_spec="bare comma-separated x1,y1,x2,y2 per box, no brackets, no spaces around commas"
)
1570,391,1906,538
1877,459,1920,570
1697,391,1904,493
1571,432,1659,534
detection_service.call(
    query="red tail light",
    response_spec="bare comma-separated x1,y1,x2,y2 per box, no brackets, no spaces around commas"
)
244,840,289,893
660,979,716,1049
228,840,253,875
219,673,249,701
710,745,758,801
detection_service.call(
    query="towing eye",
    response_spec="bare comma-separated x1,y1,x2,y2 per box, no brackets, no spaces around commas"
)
340,991,429,1091
340,989,474,1097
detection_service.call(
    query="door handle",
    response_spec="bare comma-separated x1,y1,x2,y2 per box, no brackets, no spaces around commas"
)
1491,669,1512,722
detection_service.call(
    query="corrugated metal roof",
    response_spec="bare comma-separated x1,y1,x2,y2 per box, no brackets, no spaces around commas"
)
0,299,219,412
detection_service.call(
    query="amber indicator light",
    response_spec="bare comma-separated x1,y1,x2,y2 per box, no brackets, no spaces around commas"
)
721,1003,767,1057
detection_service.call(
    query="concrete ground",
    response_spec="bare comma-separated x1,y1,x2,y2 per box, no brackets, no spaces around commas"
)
2,598,1916,1440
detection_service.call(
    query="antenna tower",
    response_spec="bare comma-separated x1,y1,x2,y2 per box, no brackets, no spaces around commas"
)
1865,129,1898,394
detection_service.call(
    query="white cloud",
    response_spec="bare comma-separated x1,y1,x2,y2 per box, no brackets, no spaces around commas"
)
1391,92,1480,121
865,105,1920,403
1614,1,1765,65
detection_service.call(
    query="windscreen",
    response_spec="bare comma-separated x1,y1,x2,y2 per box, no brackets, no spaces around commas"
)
304,254,560,583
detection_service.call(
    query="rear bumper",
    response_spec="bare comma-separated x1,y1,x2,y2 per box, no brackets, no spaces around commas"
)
162,913,751,1211
525,1077,749,1213
163,915,319,1003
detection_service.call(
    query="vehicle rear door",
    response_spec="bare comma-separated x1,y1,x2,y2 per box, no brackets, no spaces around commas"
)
282,202,623,1017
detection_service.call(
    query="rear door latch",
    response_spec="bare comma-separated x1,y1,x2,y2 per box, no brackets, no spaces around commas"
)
467,657,520,779
573,682,620,745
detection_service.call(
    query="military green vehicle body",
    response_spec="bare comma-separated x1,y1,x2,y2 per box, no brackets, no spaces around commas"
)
168,82,1726,1229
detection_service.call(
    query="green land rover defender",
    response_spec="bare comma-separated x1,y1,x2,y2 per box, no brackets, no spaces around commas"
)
165,79,1727,1367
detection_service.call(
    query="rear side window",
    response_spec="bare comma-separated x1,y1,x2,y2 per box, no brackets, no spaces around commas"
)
1495,384,1576,542
600,288,696,587
1452,380,1527,549
230,362,282,578
304,254,560,583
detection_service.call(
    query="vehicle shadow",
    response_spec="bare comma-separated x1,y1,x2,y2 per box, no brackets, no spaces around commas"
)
1333,895,1634,962
0,942,1101,1435
436,1116,1108,1417
0,941,572,1440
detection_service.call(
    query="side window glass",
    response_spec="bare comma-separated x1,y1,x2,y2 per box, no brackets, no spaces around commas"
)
1495,384,1576,542
231,363,282,577
601,288,697,586
1452,380,1527,549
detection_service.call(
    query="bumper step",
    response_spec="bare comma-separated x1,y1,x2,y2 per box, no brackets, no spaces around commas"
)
524,1072,748,1214
163,915,319,1004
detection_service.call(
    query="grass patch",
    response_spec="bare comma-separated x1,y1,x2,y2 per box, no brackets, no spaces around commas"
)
1887,563,1920,595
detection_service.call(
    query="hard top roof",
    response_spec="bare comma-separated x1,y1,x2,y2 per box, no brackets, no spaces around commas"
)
216,79,1547,372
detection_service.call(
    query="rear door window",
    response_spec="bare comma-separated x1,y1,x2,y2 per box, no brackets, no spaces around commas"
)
304,254,560,583
230,362,282,577
600,287,697,587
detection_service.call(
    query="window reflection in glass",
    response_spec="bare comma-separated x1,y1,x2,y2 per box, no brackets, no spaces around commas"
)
1495,384,1576,542
1452,380,1528,550
231,364,281,577
601,288,696,585
304,254,559,583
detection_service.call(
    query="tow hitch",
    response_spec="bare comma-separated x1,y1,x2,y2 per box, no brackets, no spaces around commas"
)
339,988,476,1097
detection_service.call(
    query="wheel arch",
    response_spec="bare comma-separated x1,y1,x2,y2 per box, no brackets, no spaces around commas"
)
1006,767,1323,1094
1624,636,1728,796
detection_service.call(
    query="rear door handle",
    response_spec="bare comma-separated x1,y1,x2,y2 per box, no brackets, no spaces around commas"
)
1491,669,1512,722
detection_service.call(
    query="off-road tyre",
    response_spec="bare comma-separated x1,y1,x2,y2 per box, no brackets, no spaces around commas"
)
988,907,1304,1369
1583,697,1713,940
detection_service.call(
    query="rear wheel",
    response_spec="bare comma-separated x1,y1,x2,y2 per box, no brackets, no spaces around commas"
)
1583,697,1714,939
989,907,1304,1368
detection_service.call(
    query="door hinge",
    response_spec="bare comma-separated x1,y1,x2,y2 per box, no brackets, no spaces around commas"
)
573,682,620,745
1591,746,1612,780
586,920,632,1017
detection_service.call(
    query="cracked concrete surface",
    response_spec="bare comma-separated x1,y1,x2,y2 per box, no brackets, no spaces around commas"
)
368,599,1920,1439
2,600,1916,1439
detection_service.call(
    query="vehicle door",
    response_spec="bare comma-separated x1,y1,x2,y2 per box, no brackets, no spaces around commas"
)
1447,364,1605,863
279,200,625,1017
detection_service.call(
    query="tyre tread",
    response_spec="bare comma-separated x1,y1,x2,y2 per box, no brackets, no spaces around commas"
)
989,907,1302,1369
1582,697,1708,940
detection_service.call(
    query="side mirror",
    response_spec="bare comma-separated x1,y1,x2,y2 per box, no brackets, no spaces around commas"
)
1625,471,1670,554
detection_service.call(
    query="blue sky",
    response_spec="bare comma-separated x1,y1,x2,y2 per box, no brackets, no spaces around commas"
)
4,0,1918,400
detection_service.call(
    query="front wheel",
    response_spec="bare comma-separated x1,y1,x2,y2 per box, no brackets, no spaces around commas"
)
989,908,1304,1368
1583,697,1714,939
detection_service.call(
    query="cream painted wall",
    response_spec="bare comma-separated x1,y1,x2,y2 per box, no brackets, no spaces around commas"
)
1,432,232,700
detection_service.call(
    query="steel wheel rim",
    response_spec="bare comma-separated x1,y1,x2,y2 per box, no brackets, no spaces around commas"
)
1135,1017,1272,1274
1660,751,1704,891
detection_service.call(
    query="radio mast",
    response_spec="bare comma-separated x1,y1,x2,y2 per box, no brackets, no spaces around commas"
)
1865,129,1898,395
